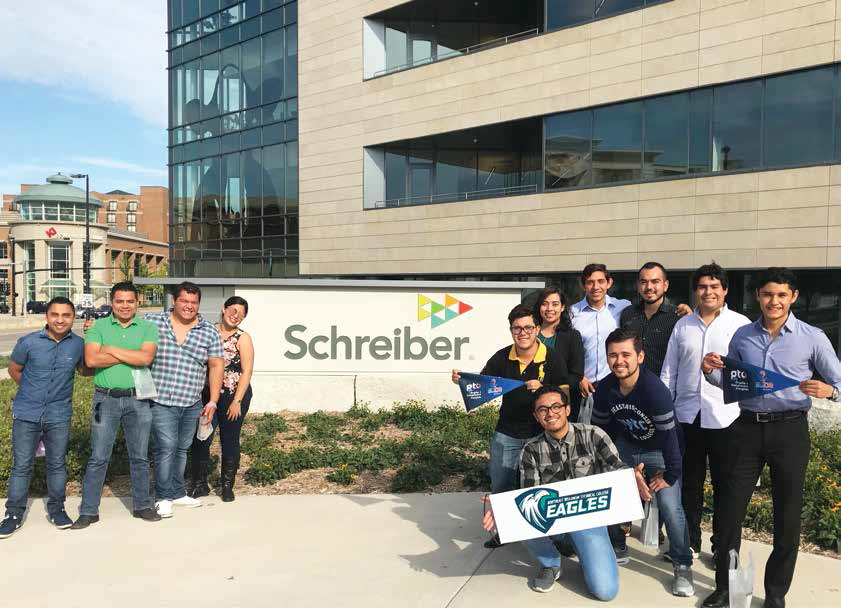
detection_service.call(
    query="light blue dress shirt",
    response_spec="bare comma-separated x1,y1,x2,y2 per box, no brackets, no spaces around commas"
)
708,312,841,412
571,294,631,382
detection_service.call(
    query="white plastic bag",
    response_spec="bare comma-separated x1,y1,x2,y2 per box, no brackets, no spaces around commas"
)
728,549,754,608
196,416,214,441
578,393,594,424
131,367,158,400
639,493,659,546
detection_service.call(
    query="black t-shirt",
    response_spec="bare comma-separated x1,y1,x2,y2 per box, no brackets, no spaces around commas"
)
482,342,569,439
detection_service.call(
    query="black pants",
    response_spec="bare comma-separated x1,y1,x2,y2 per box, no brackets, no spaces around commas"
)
681,413,732,553
714,413,810,599
191,386,252,465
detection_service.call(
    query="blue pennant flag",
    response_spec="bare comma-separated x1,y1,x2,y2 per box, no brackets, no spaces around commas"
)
721,356,800,404
458,372,525,412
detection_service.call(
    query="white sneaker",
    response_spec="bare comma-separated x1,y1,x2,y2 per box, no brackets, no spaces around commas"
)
155,500,173,518
172,496,203,508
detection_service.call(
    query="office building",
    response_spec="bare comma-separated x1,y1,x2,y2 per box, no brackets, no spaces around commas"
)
1,175,169,311
167,0,841,349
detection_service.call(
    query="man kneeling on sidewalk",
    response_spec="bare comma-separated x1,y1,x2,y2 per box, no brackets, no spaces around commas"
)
482,385,651,600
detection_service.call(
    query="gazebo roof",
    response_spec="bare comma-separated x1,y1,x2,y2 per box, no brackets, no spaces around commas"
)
13,173,103,208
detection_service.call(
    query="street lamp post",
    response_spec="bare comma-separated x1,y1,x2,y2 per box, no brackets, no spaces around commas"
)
70,173,91,296
9,235,15,316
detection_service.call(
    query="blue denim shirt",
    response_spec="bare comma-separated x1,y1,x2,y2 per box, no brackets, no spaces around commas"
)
10,328,84,423
710,313,841,413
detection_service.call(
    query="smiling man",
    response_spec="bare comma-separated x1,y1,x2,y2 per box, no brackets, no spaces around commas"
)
572,264,631,398
620,262,690,377
452,304,568,546
72,282,160,529
1,297,90,539
702,268,841,608
592,327,694,597
481,385,650,598
660,263,751,561
145,282,223,518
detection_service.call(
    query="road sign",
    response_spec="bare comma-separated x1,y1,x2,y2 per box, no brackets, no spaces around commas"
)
80,293,93,308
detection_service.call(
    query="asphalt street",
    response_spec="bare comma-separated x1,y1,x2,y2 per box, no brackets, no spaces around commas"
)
0,320,87,356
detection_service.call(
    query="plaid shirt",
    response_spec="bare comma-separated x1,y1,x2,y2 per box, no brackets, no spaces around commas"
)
145,312,223,408
519,423,626,489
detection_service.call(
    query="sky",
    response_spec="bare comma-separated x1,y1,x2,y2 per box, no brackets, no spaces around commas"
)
0,1,169,198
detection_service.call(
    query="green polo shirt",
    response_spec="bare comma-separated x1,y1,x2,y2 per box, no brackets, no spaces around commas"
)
85,314,159,389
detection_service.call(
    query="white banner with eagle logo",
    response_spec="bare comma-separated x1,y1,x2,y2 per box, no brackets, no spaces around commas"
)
488,468,645,544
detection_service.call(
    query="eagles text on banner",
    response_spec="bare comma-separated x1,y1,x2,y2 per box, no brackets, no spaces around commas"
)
488,468,645,544
721,356,800,404
457,372,524,412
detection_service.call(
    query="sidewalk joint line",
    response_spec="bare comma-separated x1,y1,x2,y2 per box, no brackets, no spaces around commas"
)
443,547,495,608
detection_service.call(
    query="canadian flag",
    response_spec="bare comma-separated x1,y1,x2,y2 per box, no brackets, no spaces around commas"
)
45,227,57,238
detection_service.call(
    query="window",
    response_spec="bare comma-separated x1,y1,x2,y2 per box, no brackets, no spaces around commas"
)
765,67,834,168
108,201,117,211
127,225,137,232
128,201,138,211
127,213,137,224
262,29,285,102
689,90,712,174
24,241,35,302
0,242,7,258
644,93,688,179
592,101,642,185
49,242,70,298
546,0,593,30
107,213,117,225
544,110,592,189
712,81,762,171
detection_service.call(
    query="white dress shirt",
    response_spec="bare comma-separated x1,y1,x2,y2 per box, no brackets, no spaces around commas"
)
660,305,752,428
571,294,631,382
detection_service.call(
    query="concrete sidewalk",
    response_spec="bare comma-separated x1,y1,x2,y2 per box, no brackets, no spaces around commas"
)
3,494,839,608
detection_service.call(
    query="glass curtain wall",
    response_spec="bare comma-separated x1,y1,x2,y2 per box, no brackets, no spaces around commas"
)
377,0,543,75
544,64,841,191
168,0,298,277
546,0,667,31
381,120,542,206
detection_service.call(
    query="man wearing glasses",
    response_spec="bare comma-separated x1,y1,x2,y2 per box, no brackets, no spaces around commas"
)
452,304,568,546
481,385,651,597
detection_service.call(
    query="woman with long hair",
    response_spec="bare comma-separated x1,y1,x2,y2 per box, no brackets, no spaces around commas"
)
188,296,254,502
533,286,585,420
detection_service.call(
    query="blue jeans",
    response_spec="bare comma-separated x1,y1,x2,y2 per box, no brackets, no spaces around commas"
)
151,400,203,501
610,438,692,567
488,431,535,493
525,526,619,601
5,418,71,517
79,392,154,516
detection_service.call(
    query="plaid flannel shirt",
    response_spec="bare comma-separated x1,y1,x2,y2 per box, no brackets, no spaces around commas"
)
145,312,223,408
519,423,626,489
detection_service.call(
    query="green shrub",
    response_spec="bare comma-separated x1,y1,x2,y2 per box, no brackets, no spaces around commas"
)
326,465,356,485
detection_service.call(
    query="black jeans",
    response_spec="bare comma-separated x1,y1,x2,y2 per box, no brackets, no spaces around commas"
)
714,413,810,599
191,386,252,465
681,413,732,553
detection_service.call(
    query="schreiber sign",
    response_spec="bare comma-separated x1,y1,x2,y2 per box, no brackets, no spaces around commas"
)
238,283,530,374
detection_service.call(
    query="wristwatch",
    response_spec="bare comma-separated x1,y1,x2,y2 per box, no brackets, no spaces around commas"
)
831,387,839,402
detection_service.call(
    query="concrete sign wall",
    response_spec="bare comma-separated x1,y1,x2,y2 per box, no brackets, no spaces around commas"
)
229,280,540,411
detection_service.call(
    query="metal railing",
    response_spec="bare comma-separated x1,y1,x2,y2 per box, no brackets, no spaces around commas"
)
373,28,540,78
373,183,538,209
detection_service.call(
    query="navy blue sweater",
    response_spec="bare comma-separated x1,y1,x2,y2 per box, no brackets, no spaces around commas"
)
592,367,682,486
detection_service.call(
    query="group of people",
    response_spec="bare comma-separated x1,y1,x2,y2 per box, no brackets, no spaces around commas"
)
0,281,254,537
455,262,841,608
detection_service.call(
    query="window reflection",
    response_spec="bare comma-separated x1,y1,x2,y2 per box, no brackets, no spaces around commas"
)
713,81,762,171
765,67,834,168
545,110,592,189
644,93,688,179
592,102,643,185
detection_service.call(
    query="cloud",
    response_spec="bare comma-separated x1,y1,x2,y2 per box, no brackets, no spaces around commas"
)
0,1,167,128
72,156,168,179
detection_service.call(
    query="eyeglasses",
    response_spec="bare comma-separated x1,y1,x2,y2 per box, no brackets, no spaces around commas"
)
510,325,536,335
535,403,567,417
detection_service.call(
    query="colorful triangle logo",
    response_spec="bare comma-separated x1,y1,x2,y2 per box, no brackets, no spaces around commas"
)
416,294,473,329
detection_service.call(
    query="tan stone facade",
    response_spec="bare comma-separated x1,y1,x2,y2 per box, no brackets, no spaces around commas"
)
297,0,841,275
